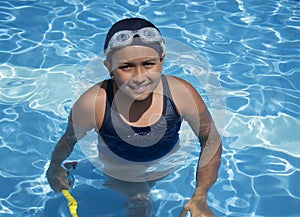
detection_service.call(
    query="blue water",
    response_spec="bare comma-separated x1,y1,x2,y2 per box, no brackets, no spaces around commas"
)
0,0,300,216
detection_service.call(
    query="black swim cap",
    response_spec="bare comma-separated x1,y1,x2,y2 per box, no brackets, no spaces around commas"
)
104,18,164,57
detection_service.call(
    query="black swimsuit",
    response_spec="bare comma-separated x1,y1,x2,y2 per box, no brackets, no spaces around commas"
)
98,75,182,162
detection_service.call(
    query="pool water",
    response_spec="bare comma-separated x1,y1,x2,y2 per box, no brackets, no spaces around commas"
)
0,0,300,217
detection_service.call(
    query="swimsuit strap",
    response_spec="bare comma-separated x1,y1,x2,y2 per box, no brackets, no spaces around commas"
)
160,74,178,115
106,78,114,107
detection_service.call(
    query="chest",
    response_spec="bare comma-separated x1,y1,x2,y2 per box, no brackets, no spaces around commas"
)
117,93,164,128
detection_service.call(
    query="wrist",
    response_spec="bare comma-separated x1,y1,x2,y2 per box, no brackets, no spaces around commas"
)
49,161,62,167
192,187,208,200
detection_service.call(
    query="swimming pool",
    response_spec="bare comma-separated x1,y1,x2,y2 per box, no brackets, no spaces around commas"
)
0,0,299,216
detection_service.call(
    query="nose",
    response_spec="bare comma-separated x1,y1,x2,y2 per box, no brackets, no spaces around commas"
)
132,66,146,84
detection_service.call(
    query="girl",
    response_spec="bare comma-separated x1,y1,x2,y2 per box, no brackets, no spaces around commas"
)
47,17,222,217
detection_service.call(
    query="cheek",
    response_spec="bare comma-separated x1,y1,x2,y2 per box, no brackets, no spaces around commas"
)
154,63,163,73
114,71,131,86
150,65,163,78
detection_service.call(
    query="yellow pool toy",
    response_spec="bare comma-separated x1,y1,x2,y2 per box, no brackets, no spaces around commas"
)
61,189,78,217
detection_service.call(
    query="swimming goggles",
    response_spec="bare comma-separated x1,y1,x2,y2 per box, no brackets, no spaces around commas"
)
105,27,165,55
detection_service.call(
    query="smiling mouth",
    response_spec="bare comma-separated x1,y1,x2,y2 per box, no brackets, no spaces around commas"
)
129,83,151,92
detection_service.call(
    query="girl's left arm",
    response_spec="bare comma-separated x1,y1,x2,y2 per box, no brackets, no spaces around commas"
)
167,76,222,217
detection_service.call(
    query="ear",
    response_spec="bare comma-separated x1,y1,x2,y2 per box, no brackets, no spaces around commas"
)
103,60,112,73
160,52,166,63
104,60,115,79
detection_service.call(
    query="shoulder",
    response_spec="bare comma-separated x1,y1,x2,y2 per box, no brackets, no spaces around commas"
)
71,80,108,129
74,81,106,110
164,75,206,116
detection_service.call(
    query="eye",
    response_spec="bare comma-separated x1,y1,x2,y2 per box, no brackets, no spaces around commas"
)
142,61,156,68
118,64,133,71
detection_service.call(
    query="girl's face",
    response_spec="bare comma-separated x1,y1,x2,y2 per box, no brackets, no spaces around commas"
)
105,46,164,101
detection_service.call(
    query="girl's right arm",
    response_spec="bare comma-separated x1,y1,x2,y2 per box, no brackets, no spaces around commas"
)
46,83,106,192
46,116,81,192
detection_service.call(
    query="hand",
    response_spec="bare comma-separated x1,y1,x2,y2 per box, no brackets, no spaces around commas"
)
179,196,215,217
46,163,70,193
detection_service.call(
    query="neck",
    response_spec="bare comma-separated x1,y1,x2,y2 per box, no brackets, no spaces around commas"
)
112,83,154,123
129,95,154,123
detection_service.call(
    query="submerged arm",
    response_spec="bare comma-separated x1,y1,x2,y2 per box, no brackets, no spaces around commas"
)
169,77,221,216
50,116,79,165
46,115,87,192
46,84,103,192
180,109,222,217
194,109,222,196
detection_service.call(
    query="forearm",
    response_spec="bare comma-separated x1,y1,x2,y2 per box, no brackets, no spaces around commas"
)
50,136,76,165
47,135,76,192
47,117,81,192
179,143,221,217
193,143,222,198
47,109,90,192
187,109,222,198
181,98,223,201
50,117,79,166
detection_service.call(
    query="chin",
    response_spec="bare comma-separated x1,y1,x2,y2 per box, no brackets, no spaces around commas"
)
129,92,153,101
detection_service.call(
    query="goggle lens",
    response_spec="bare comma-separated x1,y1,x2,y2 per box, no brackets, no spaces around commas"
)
116,31,131,43
106,27,164,54
141,28,159,40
